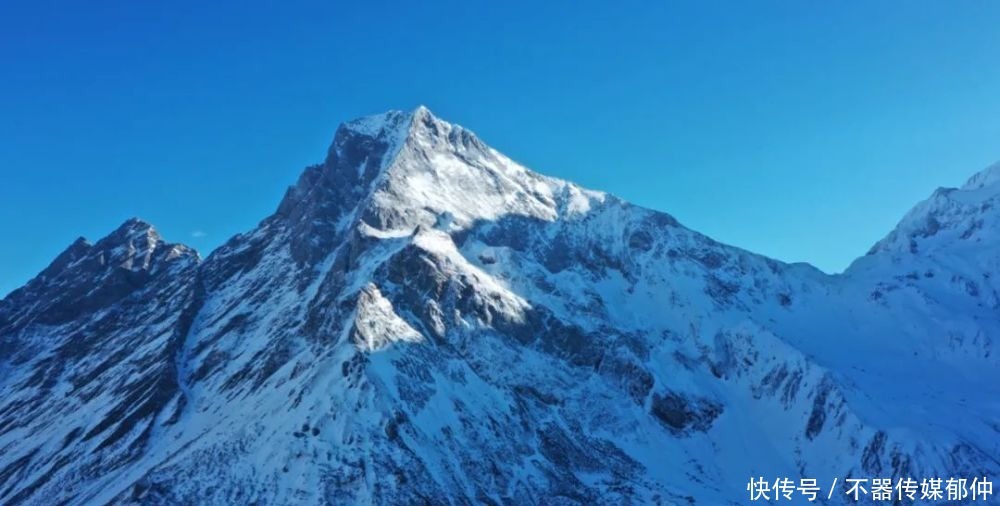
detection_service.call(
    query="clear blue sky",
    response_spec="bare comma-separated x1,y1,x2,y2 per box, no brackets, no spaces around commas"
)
3,1,1000,296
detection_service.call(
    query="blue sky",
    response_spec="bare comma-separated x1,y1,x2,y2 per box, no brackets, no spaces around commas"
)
2,1,1000,296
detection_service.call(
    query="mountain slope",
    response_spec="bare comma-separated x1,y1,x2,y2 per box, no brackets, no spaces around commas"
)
1,107,997,505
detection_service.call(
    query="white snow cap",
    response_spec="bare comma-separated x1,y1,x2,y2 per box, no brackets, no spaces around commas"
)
339,105,433,138
338,106,607,233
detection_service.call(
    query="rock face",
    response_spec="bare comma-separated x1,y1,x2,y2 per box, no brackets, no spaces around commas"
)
1,107,997,505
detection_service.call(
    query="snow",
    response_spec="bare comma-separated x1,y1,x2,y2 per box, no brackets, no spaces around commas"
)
341,110,402,138
353,284,423,351
345,106,608,236
962,160,1000,190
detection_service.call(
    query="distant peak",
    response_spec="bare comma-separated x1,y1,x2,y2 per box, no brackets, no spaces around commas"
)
118,216,156,231
107,217,161,244
860,159,1000,261
961,160,1000,190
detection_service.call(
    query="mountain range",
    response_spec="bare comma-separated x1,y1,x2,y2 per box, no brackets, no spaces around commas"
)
1,106,997,505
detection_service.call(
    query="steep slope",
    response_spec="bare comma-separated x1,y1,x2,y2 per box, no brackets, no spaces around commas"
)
0,108,997,505
0,219,199,504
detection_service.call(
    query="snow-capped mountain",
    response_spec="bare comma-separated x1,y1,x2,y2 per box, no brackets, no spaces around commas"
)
1,107,996,505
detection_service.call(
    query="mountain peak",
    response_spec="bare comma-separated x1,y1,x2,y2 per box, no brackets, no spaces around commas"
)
337,105,438,140
30,218,161,284
351,107,603,233
275,107,605,261
338,108,411,139
861,161,1000,261
105,217,161,244
320,105,458,184
0,217,197,329
272,106,481,262
961,160,1000,190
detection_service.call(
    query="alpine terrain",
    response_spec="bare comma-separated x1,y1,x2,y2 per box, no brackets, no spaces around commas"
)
1,107,997,505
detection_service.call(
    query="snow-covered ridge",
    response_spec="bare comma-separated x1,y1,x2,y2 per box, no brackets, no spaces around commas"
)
863,159,1000,260
962,160,1000,190
327,106,609,235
